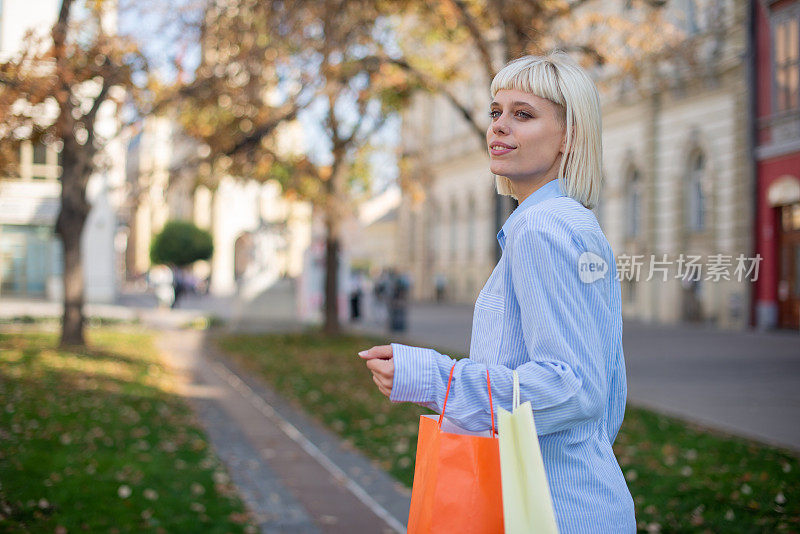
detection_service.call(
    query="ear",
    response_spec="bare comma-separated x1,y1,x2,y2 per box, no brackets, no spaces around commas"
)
560,130,571,155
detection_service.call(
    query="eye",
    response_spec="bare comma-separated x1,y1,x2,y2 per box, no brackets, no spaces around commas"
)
516,111,532,119
489,110,501,118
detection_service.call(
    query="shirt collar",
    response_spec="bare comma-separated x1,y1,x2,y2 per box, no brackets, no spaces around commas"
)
496,178,566,250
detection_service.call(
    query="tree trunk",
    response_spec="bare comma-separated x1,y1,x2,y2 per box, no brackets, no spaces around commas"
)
58,218,86,346
323,206,340,335
56,152,90,347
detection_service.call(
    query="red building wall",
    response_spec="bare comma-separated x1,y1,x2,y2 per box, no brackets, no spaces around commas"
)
753,0,800,328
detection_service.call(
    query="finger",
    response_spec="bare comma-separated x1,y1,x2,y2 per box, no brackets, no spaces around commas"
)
372,374,386,392
366,358,386,373
370,368,387,385
358,345,393,360
370,368,393,390
359,346,387,359
367,359,394,378
378,375,393,391
373,375,390,397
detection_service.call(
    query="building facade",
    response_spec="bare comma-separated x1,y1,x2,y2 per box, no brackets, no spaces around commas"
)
125,115,312,299
753,0,800,330
396,0,757,330
600,0,752,329
348,185,402,274
0,0,125,303
397,64,503,304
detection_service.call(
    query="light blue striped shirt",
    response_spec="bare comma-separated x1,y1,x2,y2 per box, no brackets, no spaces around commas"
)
391,178,636,533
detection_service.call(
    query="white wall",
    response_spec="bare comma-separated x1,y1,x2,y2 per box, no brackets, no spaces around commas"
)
0,0,59,59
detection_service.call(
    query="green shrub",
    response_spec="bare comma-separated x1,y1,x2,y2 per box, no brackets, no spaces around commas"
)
150,221,213,267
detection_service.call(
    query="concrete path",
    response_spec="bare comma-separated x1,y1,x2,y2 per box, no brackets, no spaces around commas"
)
158,329,410,534
351,301,800,454
0,295,219,330
0,283,295,331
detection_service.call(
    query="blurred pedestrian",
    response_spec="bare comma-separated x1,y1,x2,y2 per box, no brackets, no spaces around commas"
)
171,267,185,309
435,272,447,303
388,270,409,332
358,52,635,532
373,269,390,326
149,265,174,308
349,270,364,322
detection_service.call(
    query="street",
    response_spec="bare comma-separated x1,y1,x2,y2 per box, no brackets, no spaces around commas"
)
352,300,800,453
3,289,798,453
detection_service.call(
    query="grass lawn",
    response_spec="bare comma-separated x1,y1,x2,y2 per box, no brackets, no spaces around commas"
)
0,328,257,533
218,330,799,534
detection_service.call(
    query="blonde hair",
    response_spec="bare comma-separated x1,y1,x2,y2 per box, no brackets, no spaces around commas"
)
490,51,603,209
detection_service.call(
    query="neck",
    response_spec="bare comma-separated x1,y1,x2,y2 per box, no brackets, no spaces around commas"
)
514,176,558,204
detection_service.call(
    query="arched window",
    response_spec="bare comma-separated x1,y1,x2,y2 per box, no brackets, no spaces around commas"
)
427,199,438,265
467,193,476,260
626,168,642,239
450,197,458,261
686,151,706,232
408,210,416,261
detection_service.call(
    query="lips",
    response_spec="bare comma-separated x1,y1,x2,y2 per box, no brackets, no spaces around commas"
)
489,141,515,156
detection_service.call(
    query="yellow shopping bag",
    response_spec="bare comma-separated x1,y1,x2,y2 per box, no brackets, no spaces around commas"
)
498,370,560,534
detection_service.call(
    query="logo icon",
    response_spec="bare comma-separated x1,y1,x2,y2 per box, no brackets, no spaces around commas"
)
578,252,608,283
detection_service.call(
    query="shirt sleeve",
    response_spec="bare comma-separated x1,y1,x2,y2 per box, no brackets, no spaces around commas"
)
390,222,609,436
510,225,608,435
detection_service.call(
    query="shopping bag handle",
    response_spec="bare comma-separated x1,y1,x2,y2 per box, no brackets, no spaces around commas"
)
439,364,496,436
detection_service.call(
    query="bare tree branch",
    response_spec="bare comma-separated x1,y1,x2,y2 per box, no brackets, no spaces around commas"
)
383,55,485,139
442,0,498,79
229,106,302,156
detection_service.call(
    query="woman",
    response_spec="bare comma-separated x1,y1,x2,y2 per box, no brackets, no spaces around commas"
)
359,51,635,533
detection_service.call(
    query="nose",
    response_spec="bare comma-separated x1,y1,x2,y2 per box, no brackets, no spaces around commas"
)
491,114,509,135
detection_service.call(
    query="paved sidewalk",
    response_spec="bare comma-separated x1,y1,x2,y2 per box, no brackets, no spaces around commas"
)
0,296,214,330
0,278,297,332
158,329,409,534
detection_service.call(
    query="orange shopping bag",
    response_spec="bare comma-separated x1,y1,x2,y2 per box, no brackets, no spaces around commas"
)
407,365,504,533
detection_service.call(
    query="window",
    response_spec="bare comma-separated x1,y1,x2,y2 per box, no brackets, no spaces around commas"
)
467,194,476,260
626,278,636,305
686,151,706,232
774,10,800,112
30,141,49,180
427,200,438,265
33,142,47,165
626,168,642,239
408,211,416,261
686,0,699,34
450,198,458,261
0,225,58,295
782,201,800,232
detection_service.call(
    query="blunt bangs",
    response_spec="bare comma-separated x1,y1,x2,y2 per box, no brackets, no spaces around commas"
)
490,57,566,117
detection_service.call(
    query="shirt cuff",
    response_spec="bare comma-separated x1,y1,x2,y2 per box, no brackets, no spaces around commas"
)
390,343,435,403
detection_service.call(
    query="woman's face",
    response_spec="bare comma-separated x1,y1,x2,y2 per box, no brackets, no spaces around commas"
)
486,89,566,196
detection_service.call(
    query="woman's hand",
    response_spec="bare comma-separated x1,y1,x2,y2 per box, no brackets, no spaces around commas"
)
358,345,394,398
